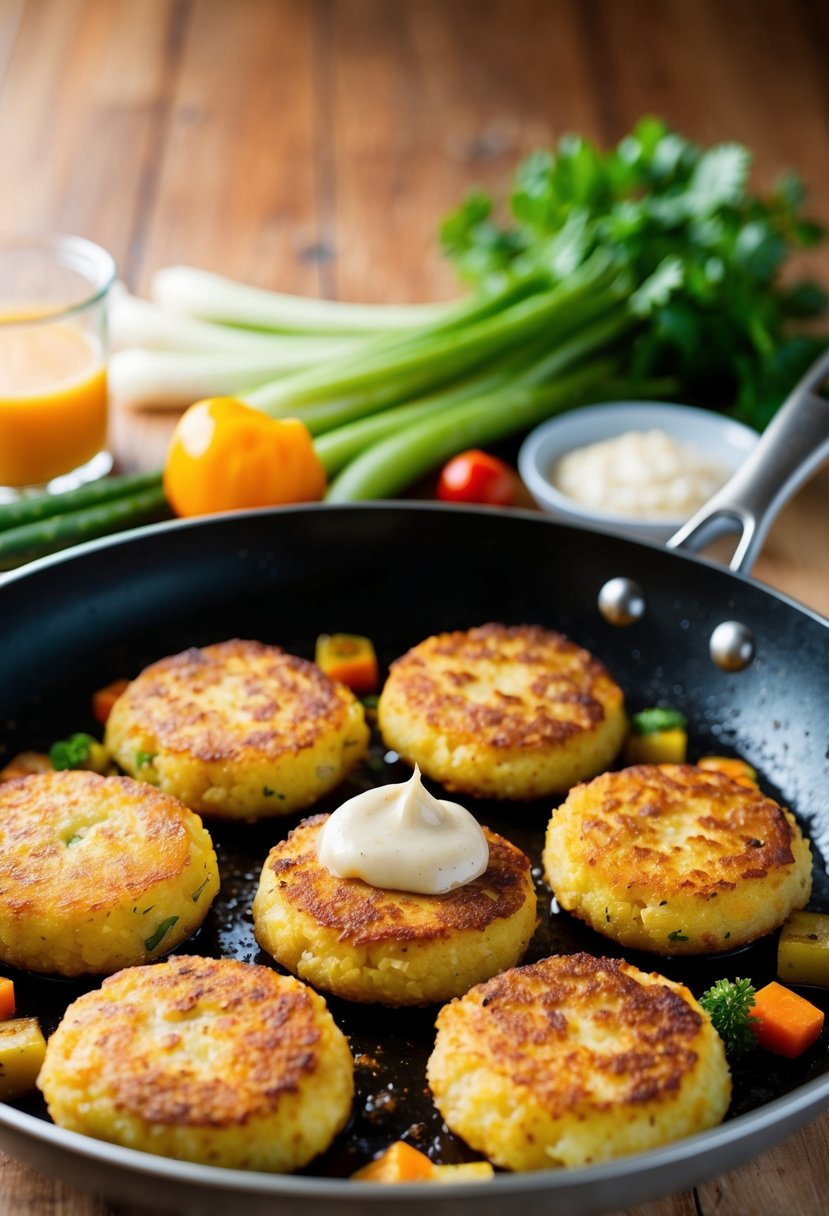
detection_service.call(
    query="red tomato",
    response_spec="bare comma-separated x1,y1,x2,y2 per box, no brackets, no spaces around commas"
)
436,450,517,506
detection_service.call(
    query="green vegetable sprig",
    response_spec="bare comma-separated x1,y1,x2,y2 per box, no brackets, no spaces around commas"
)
49,733,97,771
700,977,759,1057
441,116,827,429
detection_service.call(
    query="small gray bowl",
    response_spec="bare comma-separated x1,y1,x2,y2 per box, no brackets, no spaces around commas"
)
518,401,759,544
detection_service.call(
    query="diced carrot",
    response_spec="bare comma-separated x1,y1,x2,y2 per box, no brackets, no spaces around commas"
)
315,634,379,696
92,678,130,726
351,1140,435,1182
698,756,758,788
0,978,14,1020
0,751,51,782
751,981,825,1058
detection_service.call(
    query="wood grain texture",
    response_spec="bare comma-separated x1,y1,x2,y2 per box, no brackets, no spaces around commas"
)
1,1,829,1213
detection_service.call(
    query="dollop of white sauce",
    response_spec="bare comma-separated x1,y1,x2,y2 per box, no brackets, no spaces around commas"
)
316,766,489,895
553,428,730,520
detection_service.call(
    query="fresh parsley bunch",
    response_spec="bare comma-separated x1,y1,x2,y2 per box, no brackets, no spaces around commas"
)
441,117,827,428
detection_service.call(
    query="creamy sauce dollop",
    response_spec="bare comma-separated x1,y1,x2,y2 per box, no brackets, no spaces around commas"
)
316,765,489,895
553,428,730,520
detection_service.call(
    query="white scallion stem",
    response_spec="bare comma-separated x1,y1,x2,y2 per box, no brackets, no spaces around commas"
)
151,266,463,335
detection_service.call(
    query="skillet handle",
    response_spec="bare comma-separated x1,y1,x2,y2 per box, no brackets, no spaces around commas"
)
666,348,829,575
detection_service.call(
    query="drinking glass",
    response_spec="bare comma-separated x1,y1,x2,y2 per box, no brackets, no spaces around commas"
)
0,234,116,501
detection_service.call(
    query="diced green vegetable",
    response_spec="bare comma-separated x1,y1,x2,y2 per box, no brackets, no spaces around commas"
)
49,733,97,770
630,708,688,736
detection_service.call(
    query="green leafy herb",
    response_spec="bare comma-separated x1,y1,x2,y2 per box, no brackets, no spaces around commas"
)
440,117,828,429
191,877,210,902
135,750,156,769
667,929,689,943
263,786,286,800
144,916,179,952
699,977,759,1057
631,707,688,736
49,733,97,771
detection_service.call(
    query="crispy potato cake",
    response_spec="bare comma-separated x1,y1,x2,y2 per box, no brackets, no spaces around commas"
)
252,814,537,1005
427,952,731,1171
377,623,627,800
37,955,354,1172
0,770,218,976
544,764,812,955
105,639,369,820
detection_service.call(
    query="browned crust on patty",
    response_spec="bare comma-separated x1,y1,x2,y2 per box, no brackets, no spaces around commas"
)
437,953,703,1116
0,771,199,916
116,639,353,762
382,623,621,750
58,956,326,1127
261,814,533,945
566,764,799,899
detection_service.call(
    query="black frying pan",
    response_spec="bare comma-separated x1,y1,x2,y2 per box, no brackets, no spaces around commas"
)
0,361,828,1216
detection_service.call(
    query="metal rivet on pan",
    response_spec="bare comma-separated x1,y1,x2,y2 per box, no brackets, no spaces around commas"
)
710,620,755,671
598,578,646,627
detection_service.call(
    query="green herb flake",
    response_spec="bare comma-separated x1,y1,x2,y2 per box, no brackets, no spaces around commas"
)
65,833,83,847
144,916,179,952
135,750,156,770
49,732,97,771
667,929,689,943
192,877,210,902
699,977,758,1057
631,708,688,737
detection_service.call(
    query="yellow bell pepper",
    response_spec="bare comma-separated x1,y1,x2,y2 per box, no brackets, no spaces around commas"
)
623,707,688,765
164,397,326,517
0,1017,47,1100
778,911,829,988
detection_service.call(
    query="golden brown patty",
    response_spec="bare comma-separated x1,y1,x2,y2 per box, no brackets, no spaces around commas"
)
0,770,218,976
252,814,537,1005
377,623,627,800
543,764,812,954
37,955,354,1172
105,638,369,820
427,952,731,1171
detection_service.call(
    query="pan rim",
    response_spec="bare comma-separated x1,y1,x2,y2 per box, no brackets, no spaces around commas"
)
0,499,826,629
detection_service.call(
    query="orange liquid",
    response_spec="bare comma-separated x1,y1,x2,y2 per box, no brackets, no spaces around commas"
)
0,315,107,487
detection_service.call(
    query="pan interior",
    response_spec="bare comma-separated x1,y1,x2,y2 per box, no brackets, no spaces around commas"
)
1,503,828,1181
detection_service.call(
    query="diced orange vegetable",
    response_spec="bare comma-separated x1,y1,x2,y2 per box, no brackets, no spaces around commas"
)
0,751,51,782
350,1141,493,1184
698,755,759,789
92,677,130,725
0,979,14,1020
315,633,379,695
352,1140,435,1182
751,981,825,1058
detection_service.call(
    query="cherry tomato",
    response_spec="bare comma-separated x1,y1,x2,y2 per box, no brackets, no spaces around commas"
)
436,449,517,506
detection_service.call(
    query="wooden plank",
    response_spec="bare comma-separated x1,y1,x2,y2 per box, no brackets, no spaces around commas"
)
327,0,601,303
0,0,182,276
133,0,320,296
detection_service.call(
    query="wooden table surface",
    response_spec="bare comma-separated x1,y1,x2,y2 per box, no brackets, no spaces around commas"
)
2,2,829,1214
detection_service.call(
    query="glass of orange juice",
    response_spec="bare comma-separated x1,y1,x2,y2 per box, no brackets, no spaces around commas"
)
0,234,116,501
